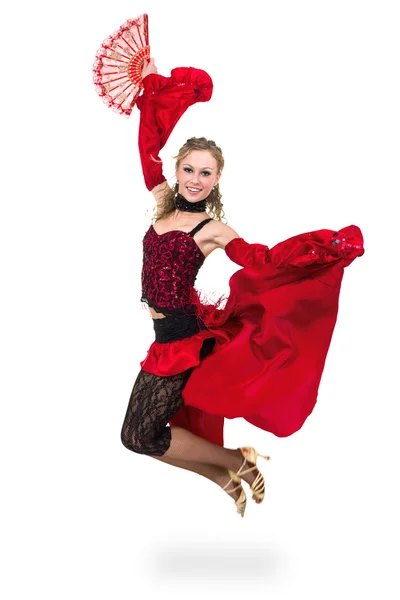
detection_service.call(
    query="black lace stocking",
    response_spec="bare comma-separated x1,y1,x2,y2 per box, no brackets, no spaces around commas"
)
121,337,215,457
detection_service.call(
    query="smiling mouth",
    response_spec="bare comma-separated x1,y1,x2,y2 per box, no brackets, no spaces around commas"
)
187,187,202,193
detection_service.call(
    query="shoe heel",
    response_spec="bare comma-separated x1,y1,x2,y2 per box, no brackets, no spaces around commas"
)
237,446,271,505
239,446,271,463
235,488,247,518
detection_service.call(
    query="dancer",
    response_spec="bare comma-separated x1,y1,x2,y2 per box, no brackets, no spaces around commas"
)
119,58,364,517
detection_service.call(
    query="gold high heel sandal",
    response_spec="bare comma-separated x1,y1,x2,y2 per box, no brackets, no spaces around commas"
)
222,469,247,518
236,447,271,504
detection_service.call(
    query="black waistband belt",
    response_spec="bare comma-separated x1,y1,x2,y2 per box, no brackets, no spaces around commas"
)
153,313,208,343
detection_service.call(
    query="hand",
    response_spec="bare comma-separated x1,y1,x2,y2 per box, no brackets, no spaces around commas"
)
141,57,158,79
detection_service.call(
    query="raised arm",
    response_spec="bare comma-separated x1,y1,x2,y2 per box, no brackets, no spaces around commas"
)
140,59,172,206
135,62,214,201
150,180,171,208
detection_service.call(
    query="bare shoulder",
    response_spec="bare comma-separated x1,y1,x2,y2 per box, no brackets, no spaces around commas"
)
209,220,241,250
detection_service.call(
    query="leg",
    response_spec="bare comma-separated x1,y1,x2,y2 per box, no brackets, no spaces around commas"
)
120,366,260,499
153,455,244,502
163,425,243,470
121,366,242,469
120,365,244,502
121,337,216,457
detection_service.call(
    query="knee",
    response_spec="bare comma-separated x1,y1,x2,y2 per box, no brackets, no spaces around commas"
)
120,426,152,455
120,426,140,454
120,426,169,457
120,420,137,452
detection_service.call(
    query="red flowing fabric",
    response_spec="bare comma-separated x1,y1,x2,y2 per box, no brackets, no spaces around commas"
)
142,225,364,445
136,67,213,190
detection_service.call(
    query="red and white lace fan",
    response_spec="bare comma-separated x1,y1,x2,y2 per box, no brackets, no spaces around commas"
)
93,14,150,117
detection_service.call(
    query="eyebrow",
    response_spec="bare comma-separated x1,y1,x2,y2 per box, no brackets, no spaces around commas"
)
183,163,214,170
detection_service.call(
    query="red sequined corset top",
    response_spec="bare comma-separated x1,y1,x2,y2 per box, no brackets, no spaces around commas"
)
141,217,214,315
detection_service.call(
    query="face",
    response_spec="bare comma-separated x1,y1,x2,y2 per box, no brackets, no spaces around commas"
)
176,150,221,203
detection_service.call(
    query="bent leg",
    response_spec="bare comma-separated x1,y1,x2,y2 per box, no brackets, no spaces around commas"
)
120,366,245,483
120,338,260,494
120,367,241,499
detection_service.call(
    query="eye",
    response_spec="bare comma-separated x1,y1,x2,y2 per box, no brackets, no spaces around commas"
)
183,167,193,173
202,171,211,176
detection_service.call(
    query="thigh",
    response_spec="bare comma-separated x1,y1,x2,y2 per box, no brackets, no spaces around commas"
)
122,367,194,434
122,336,217,433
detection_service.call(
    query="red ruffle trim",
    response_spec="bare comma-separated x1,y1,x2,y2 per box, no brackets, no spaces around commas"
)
139,327,232,376
138,67,213,103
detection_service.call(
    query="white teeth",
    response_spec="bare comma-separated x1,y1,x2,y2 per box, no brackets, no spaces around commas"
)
188,187,201,192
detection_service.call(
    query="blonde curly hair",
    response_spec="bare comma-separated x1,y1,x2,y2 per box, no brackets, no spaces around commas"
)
152,137,227,223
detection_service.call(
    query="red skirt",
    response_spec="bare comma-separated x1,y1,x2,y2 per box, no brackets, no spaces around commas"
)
139,225,364,446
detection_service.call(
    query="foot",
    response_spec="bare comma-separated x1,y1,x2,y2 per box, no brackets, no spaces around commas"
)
232,449,265,504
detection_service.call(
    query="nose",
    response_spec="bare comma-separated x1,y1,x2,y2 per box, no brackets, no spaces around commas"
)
189,171,201,183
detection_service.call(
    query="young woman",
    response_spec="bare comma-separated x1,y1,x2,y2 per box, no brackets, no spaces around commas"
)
119,59,364,518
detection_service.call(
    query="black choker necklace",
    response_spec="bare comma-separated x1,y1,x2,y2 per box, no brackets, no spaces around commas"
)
174,192,207,213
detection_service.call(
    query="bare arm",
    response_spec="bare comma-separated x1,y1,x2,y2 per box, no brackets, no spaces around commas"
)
213,222,241,250
151,180,171,209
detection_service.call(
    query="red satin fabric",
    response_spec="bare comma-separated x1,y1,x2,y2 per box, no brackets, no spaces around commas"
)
136,68,213,190
140,225,364,446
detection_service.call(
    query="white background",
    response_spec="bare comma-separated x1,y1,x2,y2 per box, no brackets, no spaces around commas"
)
1,0,399,598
